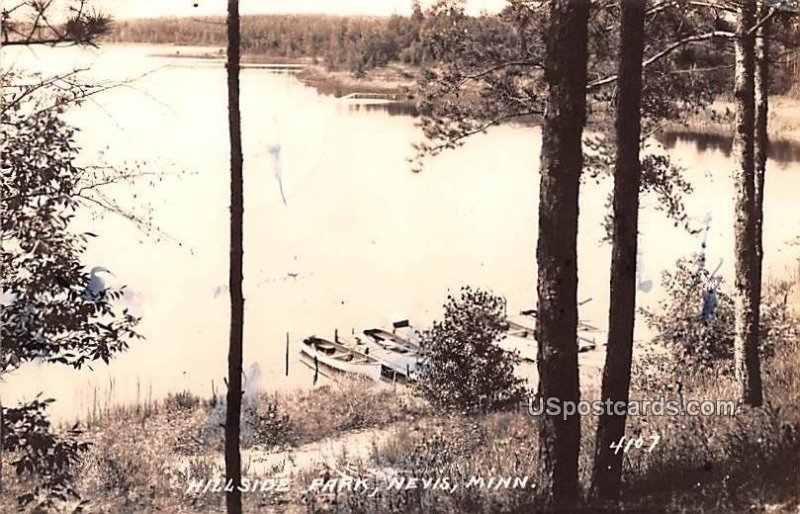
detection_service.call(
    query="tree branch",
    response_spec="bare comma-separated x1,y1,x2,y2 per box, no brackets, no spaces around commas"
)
459,60,543,85
588,30,736,91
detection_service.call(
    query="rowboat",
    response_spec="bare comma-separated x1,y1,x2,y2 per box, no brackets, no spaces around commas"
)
498,334,537,362
300,336,382,381
342,334,420,382
505,309,600,354
362,327,420,352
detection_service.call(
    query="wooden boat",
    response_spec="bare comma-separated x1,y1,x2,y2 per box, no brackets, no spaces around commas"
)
498,334,537,362
506,317,536,339
362,327,420,351
300,336,382,381
518,307,599,332
505,309,600,354
342,334,420,382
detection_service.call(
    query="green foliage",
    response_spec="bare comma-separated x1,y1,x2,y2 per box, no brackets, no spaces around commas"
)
1,102,141,372
243,400,294,448
107,13,428,75
1,85,140,510
1,397,89,510
415,286,527,414
583,135,697,241
163,390,202,412
642,254,736,369
642,255,799,372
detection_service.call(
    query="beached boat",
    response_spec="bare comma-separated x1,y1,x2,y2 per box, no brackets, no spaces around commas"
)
300,336,382,381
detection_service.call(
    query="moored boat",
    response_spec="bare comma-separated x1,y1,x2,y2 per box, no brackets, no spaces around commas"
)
343,334,421,382
300,336,383,381
505,308,602,355
362,327,420,351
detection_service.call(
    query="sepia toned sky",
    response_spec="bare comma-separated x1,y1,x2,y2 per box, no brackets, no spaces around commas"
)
93,0,507,19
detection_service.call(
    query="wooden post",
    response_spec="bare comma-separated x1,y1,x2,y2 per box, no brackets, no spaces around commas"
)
334,328,339,343
285,333,289,377
313,355,319,385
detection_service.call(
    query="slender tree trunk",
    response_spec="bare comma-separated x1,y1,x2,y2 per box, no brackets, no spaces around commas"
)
590,0,646,503
754,2,770,342
732,0,763,407
1,398,4,494
536,0,590,507
224,0,245,512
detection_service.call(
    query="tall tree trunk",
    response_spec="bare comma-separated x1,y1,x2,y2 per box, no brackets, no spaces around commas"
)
754,2,770,345
732,0,763,407
590,0,646,503
224,0,245,512
1,398,4,494
536,0,590,507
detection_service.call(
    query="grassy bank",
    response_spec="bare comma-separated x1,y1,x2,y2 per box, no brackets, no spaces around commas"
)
294,64,416,99
0,380,431,513
2,329,798,512
667,95,800,143
2,263,798,512
301,335,799,513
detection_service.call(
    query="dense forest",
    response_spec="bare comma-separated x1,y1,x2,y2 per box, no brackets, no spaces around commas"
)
106,9,430,74
106,5,800,93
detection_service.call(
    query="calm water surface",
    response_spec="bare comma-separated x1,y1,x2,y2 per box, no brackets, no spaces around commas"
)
3,45,799,420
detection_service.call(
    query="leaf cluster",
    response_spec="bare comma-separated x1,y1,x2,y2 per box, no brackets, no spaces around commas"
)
415,286,528,414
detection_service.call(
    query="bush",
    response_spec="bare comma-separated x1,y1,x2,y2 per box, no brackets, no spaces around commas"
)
163,390,201,412
243,400,294,448
415,286,528,414
642,254,735,370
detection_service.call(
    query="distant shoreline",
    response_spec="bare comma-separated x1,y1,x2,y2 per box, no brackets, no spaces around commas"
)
146,45,800,143
149,47,416,100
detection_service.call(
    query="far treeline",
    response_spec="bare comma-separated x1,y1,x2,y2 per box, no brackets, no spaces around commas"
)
106,5,799,91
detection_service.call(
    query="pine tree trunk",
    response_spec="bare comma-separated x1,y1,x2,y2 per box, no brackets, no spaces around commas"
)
590,0,646,503
536,0,590,507
224,0,245,512
732,0,763,407
754,2,770,339
0,398,4,494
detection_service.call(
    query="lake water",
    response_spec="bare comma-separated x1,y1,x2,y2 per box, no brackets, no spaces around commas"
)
3,44,799,421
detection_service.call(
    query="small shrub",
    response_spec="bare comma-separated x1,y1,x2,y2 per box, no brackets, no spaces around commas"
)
642,254,798,371
244,400,294,448
415,286,528,414
642,254,735,370
163,390,201,412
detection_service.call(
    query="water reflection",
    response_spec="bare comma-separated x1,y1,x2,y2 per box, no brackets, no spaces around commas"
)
2,44,799,421
344,101,419,117
659,130,800,164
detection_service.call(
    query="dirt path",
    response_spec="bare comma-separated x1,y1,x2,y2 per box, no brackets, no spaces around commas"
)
180,425,396,479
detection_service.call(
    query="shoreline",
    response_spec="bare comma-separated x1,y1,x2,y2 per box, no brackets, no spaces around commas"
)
149,47,416,100
148,46,800,143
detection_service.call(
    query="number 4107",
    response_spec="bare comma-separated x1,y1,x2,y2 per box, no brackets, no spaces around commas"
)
610,433,661,454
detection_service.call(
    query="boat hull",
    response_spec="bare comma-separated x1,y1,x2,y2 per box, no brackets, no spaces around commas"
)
300,338,383,381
